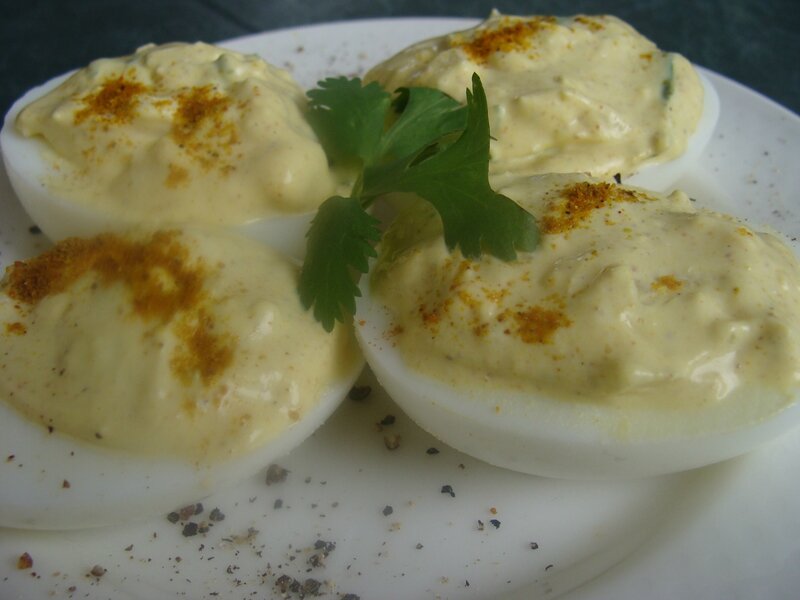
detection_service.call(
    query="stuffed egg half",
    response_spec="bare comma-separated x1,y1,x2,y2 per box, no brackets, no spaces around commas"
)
355,174,800,479
0,227,362,529
0,42,344,259
365,12,719,192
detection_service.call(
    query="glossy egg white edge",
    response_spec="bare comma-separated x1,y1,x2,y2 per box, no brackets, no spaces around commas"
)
0,72,316,261
0,357,363,531
354,277,800,480
625,70,720,192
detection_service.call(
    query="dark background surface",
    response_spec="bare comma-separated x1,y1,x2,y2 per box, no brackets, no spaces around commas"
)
2,0,799,117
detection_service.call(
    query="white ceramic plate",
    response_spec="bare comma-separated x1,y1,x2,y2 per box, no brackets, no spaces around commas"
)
1,18,799,600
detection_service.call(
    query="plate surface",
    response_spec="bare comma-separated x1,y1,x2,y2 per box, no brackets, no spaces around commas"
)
1,18,799,600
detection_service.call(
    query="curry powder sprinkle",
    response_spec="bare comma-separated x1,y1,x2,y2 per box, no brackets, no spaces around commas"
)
3,231,234,386
573,16,605,32
74,74,149,126
651,274,684,292
454,16,556,63
172,85,239,173
541,182,643,234
4,322,26,335
497,304,571,344
171,307,235,386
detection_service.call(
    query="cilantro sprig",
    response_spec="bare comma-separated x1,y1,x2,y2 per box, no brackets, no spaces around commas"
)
300,73,539,331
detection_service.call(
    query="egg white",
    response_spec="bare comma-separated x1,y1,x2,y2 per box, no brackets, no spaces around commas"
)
0,73,318,260
0,357,361,531
625,71,720,192
354,274,800,480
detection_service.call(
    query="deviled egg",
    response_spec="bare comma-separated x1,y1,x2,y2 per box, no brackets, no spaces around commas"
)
365,13,719,191
356,174,800,479
0,227,362,529
0,42,343,259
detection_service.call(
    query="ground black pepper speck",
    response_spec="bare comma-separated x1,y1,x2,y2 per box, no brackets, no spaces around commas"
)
347,385,371,401
441,485,455,498
88,565,106,578
266,464,289,485
314,540,336,554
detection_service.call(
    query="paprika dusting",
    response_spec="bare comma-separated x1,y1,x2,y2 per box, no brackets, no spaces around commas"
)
0,227,360,461
454,16,556,63
4,230,233,386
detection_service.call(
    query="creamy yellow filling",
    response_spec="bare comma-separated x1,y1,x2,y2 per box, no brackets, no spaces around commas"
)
366,13,704,178
0,228,360,462
373,174,800,411
16,42,337,225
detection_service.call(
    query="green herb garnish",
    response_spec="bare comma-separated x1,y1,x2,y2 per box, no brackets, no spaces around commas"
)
300,73,539,331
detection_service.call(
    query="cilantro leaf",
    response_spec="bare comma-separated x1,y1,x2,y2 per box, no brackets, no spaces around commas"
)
298,196,380,332
306,77,390,165
300,73,540,330
375,87,467,161
362,73,539,260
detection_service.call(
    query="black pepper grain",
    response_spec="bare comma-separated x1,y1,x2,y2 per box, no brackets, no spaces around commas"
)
348,385,371,401
441,485,455,498
274,574,293,593
265,464,289,485
426,447,440,455
303,578,322,595
178,503,202,521
490,519,501,529
314,540,336,554
308,553,325,568
209,507,225,522
382,505,393,516
182,522,199,537
89,565,106,578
